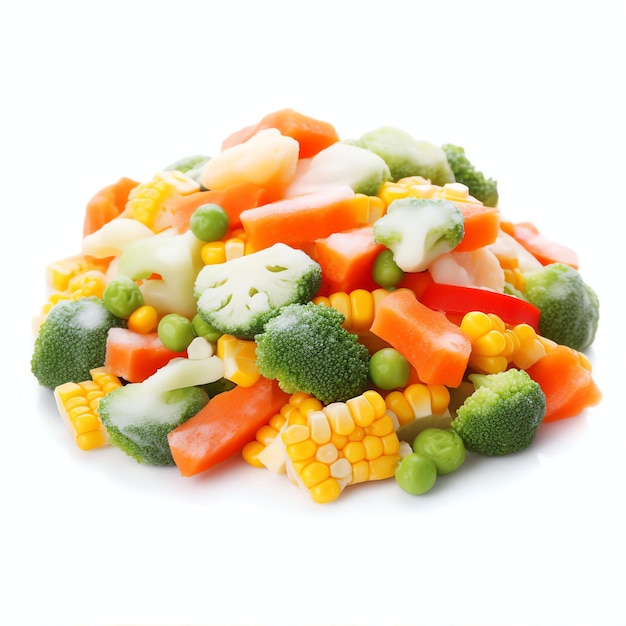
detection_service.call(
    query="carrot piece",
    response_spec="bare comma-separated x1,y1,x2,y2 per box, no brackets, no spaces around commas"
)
501,221,579,269
454,202,501,252
526,345,602,422
370,290,471,387
82,177,140,237
104,328,187,383
314,226,386,295
221,108,340,159
240,186,370,252
168,376,291,476
164,182,269,233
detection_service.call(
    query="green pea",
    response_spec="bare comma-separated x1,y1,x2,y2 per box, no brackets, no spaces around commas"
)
103,275,144,319
368,347,411,390
372,249,404,289
395,452,437,496
189,203,230,242
192,314,223,342
158,314,196,352
412,428,466,475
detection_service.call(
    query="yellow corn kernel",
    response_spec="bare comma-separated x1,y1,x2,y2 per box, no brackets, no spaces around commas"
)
325,292,352,328
460,311,494,340
509,323,548,370
468,354,509,374
127,305,159,334
352,193,377,224
216,334,260,387
201,241,227,265
123,170,199,231
224,237,246,260
349,289,375,333
366,195,386,222
384,390,414,426
346,394,376,428
323,402,356,437
241,440,266,468
309,478,343,504
439,182,472,202
429,385,451,416
54,367,122,450
67,270,107,300
473,329,508,356
503,267,526,292
46,255,111,292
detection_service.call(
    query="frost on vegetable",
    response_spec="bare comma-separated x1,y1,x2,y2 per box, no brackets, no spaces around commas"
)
31,297,126,389
194,242,322,340
442,144,499,207
98,337,224,465
356,126,455,186
373,197,464,272
284,141,391,197
255,301,370,405
523,262,600,352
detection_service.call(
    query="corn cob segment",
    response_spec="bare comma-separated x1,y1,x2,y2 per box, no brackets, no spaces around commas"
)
243,391,402,504
53,367,123,450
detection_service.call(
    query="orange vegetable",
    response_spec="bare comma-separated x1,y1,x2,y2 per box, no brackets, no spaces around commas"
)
454,202,501,252
82,177,140,237
314,226,386,295
164,182,269,233
240,186,370,252
526,345,602,422
370,289,471,388
397,270,435,299
168,376,291,477
221,108,340,159
501,221,579,269
105,328,187,383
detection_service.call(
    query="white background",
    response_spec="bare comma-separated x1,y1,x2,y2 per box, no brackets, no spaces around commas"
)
2,2,625,625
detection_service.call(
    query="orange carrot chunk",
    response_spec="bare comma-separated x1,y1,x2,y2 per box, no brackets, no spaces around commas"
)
240,186,370,252
83,177,140,237
454,202,501,252
105,328,187,383
314,226,386,295
500,221,579,269
165,182,269,233
221,108,340,159
168,376,290,477
526,345,602,422
370,289,471,388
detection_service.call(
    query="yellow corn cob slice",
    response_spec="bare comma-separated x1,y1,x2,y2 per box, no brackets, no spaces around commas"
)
54,367,122,450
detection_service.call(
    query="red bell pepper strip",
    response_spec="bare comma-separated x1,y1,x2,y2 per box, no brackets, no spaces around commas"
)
419,283,541,330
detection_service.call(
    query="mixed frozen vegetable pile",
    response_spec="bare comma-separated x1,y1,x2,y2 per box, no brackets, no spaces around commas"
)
31,108,602,503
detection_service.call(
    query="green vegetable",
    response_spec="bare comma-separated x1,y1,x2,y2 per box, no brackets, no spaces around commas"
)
412,428,465,475
369,348,411,390
373,197,464,272
523,262,599,351
98,338,224,465
442,144,499,207
103,275,144,319
118,229,204,319
395,453,438,495
371,249,404,289
163,154,211,186
356,126,455,185
285,141,391,196
158,313,196,352
451,369,546,456
194,242,322,340
191,314,223,342
31,297,126,389
189,203,230,242
255,301,370,404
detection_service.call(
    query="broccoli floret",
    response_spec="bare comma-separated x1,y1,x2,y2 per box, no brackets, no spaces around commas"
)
356,126,455,185
442,144,499,207
194,242,322,340
98,338,224,465
31,297,126,389
523,262,599,351
255,301,370,404
450,369,546,456
373,197,464,272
